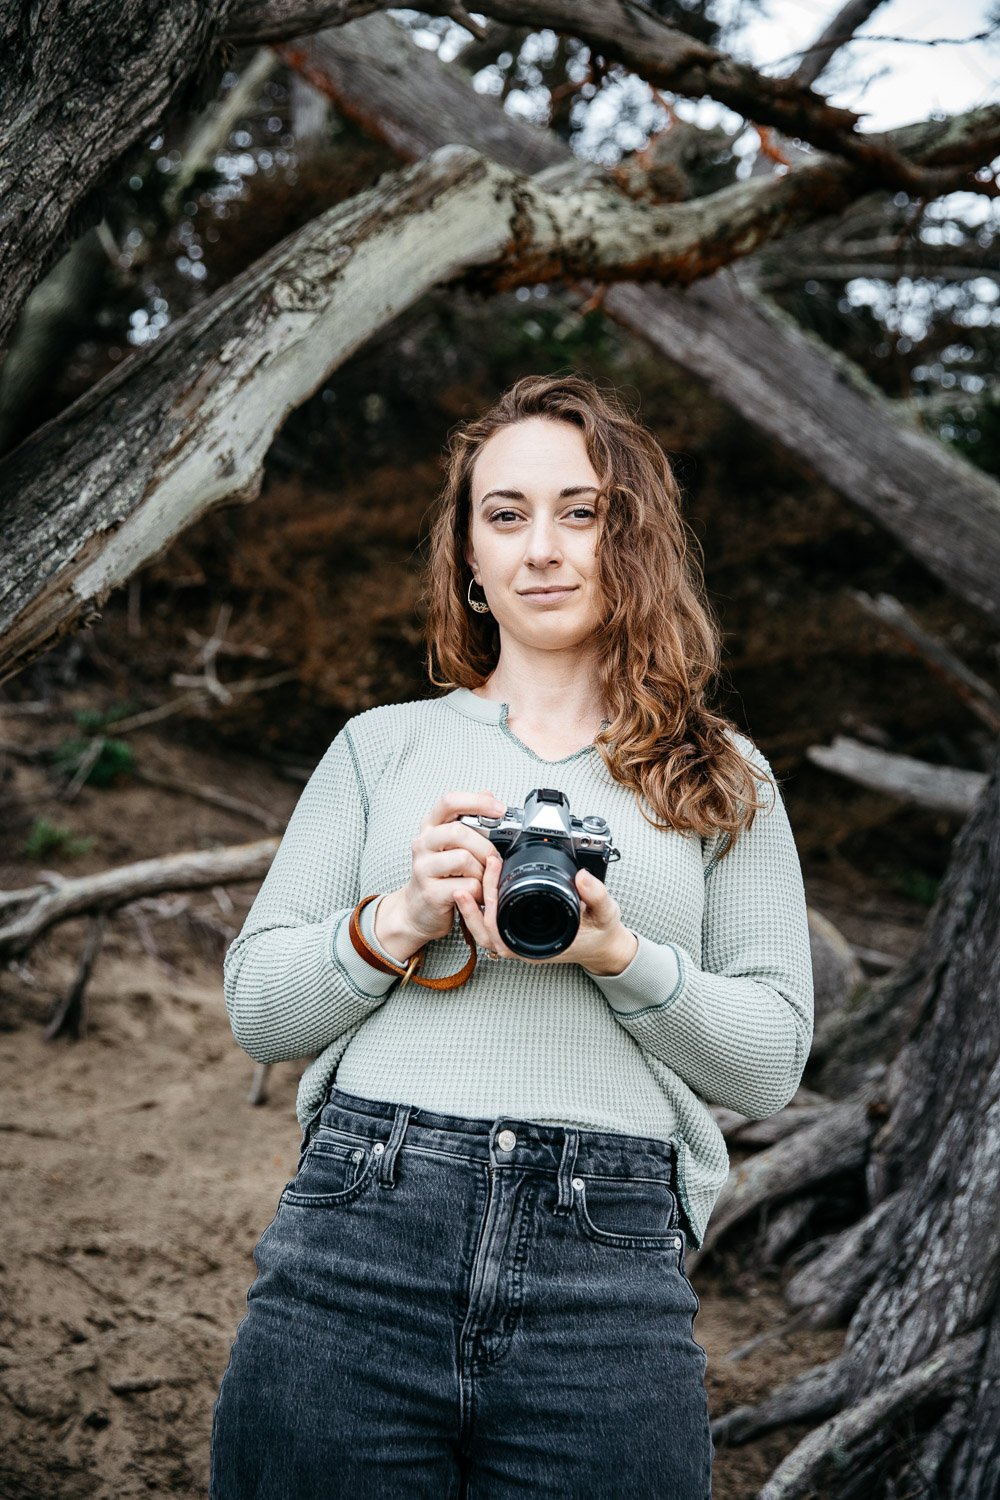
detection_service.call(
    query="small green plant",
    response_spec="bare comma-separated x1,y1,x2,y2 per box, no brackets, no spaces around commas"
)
892,868,941,907
23,817,96,859
74,702,138,732
49,734,135,788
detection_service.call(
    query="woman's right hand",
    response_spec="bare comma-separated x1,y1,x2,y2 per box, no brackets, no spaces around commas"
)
375,789,506,958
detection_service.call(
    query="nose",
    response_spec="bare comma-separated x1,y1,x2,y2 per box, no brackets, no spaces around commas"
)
522,516,563,569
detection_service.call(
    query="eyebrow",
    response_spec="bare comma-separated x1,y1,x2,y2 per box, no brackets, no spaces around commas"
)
477,485,600,509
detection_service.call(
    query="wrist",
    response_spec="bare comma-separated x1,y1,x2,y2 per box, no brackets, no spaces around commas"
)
374,889,428,965
587,927,639,977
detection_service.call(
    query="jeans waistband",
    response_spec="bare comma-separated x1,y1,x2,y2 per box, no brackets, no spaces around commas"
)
318,1085,679,1185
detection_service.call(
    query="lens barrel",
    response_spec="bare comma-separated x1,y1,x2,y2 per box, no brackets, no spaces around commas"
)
495,838,581,957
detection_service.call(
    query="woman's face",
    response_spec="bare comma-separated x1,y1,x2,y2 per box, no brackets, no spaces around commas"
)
465,416,605,650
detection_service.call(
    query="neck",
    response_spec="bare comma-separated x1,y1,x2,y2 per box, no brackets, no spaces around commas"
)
476,658,607,727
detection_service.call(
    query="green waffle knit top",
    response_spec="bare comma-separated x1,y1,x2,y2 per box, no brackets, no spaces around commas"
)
223,687,814,1249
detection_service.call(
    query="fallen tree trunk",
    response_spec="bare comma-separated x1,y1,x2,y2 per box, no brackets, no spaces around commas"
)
5,19,998,683
806,735,987,814
8,0,992,361
6,121,968,685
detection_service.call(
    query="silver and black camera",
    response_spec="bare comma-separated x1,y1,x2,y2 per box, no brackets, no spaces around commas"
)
459,788,620,958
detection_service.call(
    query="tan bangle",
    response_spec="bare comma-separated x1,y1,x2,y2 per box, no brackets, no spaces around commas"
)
348,894,479,990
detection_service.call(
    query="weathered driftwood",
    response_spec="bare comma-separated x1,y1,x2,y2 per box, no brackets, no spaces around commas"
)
292,13,1000,624
5,16,999,682
850,590,1000,734
807,907,867,1030
0,841,276,959
780,1191,904,1328
11,0,957,358
807,734,987,814
727,1104,839,1149
240,0,998,196
810,980,906,1099
710,1096,835,1146
757,1194,824,1264
42,910,107,1041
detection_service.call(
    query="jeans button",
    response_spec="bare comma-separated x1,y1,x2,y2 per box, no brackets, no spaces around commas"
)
497,1129,517,1152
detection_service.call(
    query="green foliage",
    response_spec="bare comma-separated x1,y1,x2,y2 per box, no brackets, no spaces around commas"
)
73,702,139,732
49,728,136,789
43,703,139,789
23,817,96,860
891,868,941,907
938,393,1000,480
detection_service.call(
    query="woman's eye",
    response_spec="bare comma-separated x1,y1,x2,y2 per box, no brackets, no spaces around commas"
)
488,509,595,524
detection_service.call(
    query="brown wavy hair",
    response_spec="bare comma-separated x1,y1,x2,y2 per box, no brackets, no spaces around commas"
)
421,372,773,861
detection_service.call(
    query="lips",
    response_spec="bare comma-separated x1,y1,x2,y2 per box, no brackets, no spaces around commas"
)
519,587,577,597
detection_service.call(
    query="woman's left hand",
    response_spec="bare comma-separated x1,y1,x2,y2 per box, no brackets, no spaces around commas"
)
456,855,638,975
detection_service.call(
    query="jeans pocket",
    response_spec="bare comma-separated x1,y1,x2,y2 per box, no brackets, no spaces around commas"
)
573,1172,681,1246
280,1134,377,1209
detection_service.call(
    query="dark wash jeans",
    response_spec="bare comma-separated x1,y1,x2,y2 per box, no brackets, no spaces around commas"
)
210,1085,714,1499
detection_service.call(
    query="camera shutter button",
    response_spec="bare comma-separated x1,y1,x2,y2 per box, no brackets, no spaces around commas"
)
582,816,608,832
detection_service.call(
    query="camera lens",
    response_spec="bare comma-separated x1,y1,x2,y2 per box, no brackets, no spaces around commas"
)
496,838,581,957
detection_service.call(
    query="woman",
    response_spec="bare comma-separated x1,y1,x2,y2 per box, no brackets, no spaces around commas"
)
210,372,814,1498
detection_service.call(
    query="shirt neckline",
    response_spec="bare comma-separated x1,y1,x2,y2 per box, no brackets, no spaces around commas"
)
442,687,610,766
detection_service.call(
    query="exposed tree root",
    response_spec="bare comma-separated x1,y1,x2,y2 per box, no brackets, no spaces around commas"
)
756,1330,985,1500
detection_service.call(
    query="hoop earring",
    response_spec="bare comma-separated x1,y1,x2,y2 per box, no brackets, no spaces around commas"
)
467,577,491,614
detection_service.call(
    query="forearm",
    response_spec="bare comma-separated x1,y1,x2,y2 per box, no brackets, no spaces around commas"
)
223,907,396,1063
586,933,813,1117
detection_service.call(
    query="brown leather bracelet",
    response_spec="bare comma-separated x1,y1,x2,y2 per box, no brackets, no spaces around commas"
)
348,894,479,990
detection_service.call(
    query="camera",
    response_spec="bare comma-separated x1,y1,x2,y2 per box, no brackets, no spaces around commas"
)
458,788,620,958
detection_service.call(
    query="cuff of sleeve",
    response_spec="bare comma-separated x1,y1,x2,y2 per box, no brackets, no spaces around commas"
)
358,894,406,964
584,932,685,1018
330,908,399,999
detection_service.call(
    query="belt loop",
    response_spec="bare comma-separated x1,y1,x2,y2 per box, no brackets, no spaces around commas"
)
377,1102,413,1188
553,1127,579,1216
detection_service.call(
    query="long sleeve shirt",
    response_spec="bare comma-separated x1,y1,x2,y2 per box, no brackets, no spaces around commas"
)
222,686,814,1249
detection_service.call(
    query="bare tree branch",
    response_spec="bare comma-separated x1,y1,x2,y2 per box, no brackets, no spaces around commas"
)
0,841,276,960
233,0,999,194
287,16,1000,623
3,0,996,356
788,0,889,88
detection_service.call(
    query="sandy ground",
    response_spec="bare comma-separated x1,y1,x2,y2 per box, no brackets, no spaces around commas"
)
0,705,904,1498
